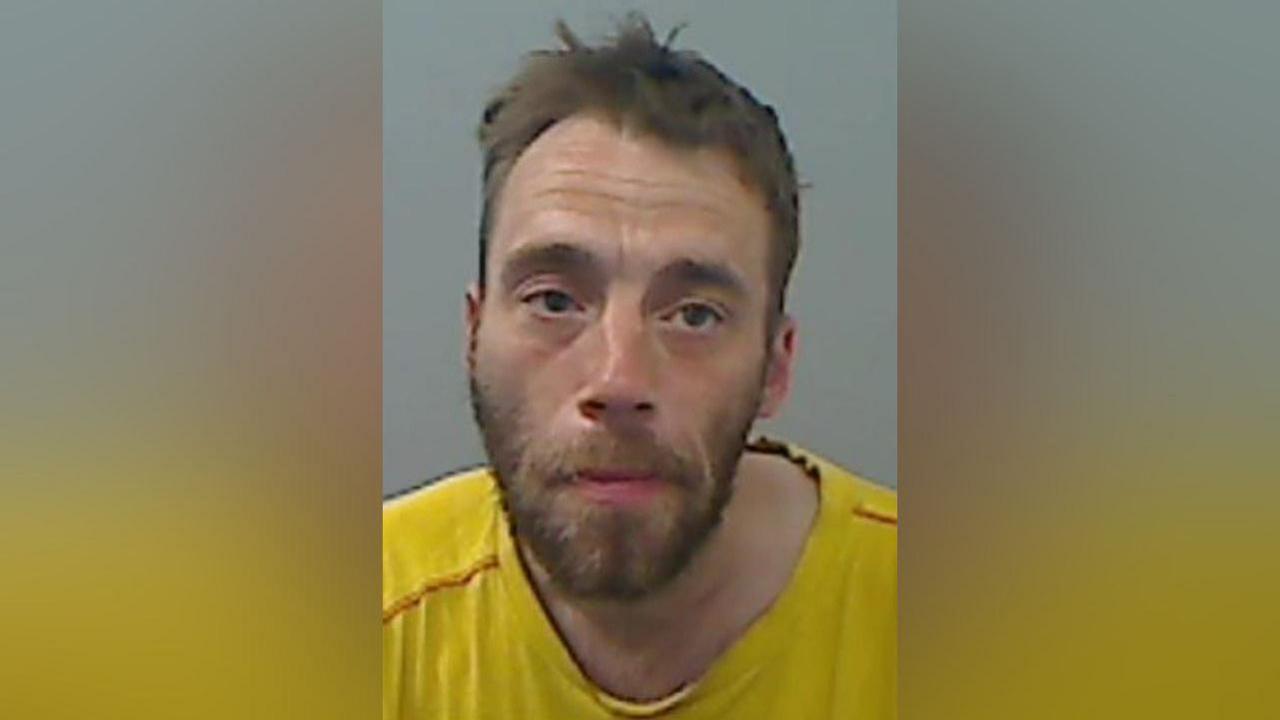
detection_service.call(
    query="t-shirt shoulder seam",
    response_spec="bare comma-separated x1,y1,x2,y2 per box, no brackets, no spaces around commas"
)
846,478,898,528
382,553,500,624
851,503,898,526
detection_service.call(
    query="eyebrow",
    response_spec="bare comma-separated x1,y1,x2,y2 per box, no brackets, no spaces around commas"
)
498,242,603,293
651,258,747,300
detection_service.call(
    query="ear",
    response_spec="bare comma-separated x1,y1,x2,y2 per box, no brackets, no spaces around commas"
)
757,315,797,419
464,283,483,373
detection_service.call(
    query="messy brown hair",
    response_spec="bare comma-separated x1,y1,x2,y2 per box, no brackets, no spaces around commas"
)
476,12,801,321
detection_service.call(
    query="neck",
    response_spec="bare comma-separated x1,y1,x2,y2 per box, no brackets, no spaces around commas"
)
519,451,818,702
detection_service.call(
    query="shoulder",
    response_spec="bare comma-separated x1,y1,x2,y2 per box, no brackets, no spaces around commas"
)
801,445,896,587
750,435,897,530
382,467,503,622
812,450,896,540
781,441,897,605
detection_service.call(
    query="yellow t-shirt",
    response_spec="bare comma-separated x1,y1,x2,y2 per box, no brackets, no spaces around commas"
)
383,438,897,719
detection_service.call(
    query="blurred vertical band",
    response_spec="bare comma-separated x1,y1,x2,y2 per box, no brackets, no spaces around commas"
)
902,0,1280,717
1,2,379,717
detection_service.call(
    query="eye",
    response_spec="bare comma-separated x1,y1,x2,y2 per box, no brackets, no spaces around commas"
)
666,302,725,331
523,289,581,316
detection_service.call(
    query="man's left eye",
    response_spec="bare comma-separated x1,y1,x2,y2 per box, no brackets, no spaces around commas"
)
670,303,724,330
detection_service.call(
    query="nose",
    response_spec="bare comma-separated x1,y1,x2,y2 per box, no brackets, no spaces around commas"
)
576,303,658,428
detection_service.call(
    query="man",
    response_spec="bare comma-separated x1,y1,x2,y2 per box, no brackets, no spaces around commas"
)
383,14,896,719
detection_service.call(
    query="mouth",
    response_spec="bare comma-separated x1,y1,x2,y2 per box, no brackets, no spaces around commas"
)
572,469,668,506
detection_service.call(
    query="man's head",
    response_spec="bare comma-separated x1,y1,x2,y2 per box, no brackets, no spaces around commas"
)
466,15,801,602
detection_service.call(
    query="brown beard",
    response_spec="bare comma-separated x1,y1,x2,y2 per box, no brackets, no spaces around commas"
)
468,371,763,602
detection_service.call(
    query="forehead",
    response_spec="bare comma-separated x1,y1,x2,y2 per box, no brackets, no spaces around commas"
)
489,114,772,284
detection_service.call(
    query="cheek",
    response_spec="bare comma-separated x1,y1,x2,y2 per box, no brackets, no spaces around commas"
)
709,357,769,429
477,315,548,376
669,345,766,403
476,324,579,420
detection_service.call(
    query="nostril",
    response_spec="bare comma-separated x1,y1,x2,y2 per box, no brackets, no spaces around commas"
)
578,397,655,420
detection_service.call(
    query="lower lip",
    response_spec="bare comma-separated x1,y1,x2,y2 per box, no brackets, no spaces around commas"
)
573,474,667,505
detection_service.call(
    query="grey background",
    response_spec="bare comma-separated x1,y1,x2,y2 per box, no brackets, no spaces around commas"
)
384,1,897,495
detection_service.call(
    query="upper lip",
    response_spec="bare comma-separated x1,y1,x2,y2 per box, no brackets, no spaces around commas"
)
576,469,657,483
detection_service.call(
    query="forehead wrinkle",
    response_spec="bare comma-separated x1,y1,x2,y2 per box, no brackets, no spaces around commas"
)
539,164,748,209
518,175,751,240
525,185,734,222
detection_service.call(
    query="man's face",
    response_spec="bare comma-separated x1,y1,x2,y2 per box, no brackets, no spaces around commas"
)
467,114,795,602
